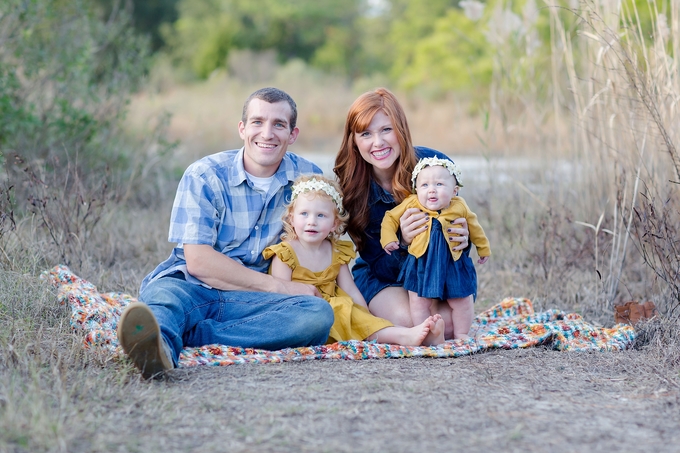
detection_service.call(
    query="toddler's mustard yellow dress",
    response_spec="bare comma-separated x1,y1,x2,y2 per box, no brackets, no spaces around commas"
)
263,240,393,343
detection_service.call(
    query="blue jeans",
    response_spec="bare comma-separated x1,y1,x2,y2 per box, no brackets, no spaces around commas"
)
139,273,334,365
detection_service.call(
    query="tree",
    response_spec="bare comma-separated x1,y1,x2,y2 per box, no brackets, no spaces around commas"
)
0,0,150,170
163,0,366,79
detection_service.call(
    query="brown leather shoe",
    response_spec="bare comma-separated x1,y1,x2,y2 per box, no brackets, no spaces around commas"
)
118,303,174,379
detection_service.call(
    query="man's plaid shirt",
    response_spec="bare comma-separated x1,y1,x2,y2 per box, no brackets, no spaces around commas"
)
140,147,322,292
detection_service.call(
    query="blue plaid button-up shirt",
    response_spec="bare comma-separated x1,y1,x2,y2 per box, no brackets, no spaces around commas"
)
140,148,322,292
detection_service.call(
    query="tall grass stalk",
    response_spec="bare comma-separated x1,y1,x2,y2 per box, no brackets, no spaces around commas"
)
554,0,679,312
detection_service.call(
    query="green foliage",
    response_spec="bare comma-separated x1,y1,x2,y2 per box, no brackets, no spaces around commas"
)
393,8,494,97
0,0,150,172
163,0,366,79
130,0,181,51
385,0,458,86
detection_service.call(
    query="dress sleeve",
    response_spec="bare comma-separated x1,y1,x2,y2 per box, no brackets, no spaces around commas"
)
380,204,404,248
262,242,297,270
333,240,357,264
458,198,491,257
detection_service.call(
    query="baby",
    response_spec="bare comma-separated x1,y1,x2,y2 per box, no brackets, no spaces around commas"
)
381,157,490,340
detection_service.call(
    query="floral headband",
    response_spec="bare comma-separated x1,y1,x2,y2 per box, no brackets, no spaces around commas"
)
411,157,463,190
291,178,345,214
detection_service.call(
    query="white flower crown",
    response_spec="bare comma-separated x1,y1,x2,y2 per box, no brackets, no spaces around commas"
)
411,157,463,190
291,178,345,214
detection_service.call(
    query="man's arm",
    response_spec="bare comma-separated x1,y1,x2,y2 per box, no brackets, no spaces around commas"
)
184,244,320,297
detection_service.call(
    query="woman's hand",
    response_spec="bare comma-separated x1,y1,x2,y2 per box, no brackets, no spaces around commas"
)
448,217,470,251
399,208,428,246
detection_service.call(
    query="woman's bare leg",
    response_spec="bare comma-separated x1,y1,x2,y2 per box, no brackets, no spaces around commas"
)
368,287,413,327
447,295,474,339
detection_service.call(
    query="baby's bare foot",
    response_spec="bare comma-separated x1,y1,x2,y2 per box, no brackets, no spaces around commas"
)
423,316,445,346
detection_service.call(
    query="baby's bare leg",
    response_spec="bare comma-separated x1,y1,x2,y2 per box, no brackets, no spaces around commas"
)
367,316,437,346
409,291,435,326
447,295,474,340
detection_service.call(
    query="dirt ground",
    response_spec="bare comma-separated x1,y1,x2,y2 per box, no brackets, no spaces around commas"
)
73,347,679,453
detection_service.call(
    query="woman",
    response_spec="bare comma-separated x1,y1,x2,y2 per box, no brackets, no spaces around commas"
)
333,87,470,339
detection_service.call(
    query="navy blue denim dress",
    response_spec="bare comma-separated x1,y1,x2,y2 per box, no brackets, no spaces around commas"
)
399,217,477,300
352,147,473,303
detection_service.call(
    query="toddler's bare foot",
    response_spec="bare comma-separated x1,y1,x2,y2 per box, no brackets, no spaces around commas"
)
402,317,434,346
370,320,433,346
423,316,445,346
453,333,470,341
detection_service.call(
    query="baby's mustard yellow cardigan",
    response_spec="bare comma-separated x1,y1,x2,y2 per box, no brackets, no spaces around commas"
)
380,194,491,261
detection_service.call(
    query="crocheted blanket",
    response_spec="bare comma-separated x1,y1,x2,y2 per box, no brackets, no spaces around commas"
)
41,265,636,367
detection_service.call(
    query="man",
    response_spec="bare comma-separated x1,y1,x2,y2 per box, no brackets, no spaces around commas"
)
117,87,334,378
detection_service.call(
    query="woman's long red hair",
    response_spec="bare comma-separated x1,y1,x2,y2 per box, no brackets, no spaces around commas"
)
333,88,417,251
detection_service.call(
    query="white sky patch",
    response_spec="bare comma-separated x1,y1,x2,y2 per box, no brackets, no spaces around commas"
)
460,0,485,21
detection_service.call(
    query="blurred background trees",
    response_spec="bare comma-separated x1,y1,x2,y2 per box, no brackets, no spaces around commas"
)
1,0,677,316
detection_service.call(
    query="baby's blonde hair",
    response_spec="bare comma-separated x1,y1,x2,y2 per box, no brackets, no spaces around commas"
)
281,174,349,241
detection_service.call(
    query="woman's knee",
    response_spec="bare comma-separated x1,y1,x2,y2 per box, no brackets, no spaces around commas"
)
369,287,413,327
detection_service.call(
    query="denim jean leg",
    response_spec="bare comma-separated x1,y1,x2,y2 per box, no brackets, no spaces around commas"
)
183,291,334,350
138,275,217,366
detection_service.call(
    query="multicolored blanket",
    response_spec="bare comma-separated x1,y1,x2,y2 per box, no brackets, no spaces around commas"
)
41,265,636,367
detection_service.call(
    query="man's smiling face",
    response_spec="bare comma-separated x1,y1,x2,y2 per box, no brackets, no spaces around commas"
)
238,98,299,177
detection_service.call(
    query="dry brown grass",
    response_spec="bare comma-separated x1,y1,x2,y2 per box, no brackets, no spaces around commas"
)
2,3,680,451
1,144,673,452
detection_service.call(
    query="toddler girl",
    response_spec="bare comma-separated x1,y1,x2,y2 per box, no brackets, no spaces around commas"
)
264,175,445,346
381,157,491,339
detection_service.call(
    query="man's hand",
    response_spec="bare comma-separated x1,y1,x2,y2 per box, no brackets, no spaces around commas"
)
447,217,470,251
383,241,400,255
399,208,428,245
278,279,321,297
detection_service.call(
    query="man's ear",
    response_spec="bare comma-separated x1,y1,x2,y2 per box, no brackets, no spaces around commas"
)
238,121,246,140
288,127,300,144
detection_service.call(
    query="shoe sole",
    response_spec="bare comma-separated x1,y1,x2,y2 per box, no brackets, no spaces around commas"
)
117,303,172,379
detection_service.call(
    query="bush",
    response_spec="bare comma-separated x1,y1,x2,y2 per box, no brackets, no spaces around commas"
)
0,0,150,172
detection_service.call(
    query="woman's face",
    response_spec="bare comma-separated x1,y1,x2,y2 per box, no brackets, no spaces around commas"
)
353,110,402,175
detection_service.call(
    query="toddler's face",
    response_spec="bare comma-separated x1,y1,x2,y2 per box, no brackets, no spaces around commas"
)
291,193,337,244
414,165,458,211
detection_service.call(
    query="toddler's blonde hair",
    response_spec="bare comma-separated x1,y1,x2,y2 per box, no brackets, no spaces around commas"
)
281,174,349,241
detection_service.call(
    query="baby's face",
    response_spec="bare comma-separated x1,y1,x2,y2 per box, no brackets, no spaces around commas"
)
414,165,458,211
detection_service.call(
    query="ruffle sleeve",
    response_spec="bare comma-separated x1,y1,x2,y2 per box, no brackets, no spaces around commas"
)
333,240,356,265
262,242,297,270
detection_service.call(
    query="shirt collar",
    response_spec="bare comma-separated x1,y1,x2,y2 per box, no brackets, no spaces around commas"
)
228,147,296,187
368,178,396,206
